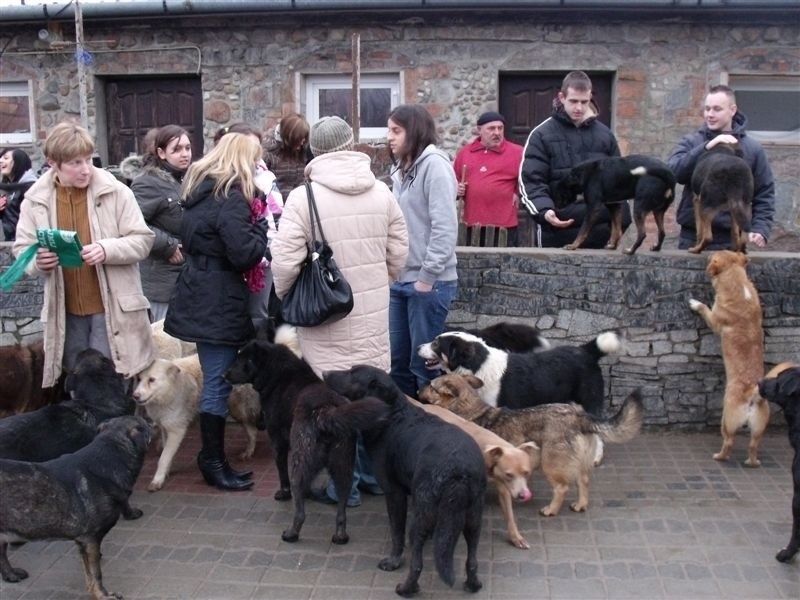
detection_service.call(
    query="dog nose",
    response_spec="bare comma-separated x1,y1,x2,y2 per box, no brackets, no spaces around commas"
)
518,489,533,502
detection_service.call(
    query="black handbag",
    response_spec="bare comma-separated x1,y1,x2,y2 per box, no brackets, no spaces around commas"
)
280,181,354,327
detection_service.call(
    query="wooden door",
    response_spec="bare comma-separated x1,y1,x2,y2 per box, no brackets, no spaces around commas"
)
499,72,614,146
106,77,203,165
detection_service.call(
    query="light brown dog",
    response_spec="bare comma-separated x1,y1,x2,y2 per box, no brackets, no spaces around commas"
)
420,373,643,517
689,250,767,466
409,397,539,549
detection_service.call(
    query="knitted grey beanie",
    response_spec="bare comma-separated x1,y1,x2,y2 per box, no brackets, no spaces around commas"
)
309,116,355,156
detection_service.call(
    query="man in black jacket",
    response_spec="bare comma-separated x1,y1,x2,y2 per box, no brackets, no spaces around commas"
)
668,84,775,250
519,71,630,248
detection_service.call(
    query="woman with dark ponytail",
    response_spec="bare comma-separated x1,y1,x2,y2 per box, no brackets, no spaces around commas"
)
131,125,192,322
0,148,37,241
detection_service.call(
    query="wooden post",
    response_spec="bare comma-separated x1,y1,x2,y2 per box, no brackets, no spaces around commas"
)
351,33,360,143
74,0,89,129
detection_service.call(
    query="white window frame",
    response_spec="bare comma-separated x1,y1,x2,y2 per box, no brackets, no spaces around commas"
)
726,74,800,145
304,73,401,140
0,80,35,145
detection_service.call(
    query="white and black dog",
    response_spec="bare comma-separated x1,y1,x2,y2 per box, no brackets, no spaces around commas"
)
418,331,622,417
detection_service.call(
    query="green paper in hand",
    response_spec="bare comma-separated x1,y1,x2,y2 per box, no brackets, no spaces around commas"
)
36,228,84,268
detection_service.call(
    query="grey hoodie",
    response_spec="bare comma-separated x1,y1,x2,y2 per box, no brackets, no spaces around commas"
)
390,144,458,285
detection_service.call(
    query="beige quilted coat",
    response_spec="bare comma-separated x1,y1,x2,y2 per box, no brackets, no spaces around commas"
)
271,151,408,376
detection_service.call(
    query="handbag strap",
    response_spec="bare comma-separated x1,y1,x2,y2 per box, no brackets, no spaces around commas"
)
305,181,328,246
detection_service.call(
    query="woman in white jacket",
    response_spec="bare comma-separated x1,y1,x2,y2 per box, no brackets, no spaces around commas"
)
271,116,408,505
272,116,408,374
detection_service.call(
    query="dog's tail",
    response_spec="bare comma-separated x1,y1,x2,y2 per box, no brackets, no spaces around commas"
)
582,389,644,443
583,331,623,361
274,324,302,358
319,397,390,437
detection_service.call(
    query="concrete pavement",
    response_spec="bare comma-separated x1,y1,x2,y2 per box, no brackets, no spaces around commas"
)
2,424,798,600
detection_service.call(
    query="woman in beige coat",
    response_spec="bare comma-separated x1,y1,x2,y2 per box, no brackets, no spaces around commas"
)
272,116,408,375
14,122,155,388
271,116,408,507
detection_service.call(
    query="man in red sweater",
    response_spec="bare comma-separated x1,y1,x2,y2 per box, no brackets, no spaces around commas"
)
453,111,524,246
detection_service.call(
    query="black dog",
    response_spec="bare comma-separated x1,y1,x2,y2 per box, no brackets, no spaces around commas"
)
759,364,800,563
0,415,151,599
555,154,676,253
0,349,141,520
225,340,387,545
445,322,550,353
689,142,753,254
419,330,622,417
324,365,486,597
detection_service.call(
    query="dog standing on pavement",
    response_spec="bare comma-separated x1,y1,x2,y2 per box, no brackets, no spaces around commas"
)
421,373,643,516
0,416,151,599
689,250,767,466
688,142,753,254
325,364,486,596
554,154,676,253
758,363,800,563
411,396,538,549
418,330,622,416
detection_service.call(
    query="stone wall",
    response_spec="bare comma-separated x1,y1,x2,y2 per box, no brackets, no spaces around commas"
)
449,248,800,429
3,242,798,428
1,14,799,241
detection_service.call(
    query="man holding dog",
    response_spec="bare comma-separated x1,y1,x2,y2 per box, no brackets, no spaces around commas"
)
669,84,775,250
518,70,631,248
453,111,523,247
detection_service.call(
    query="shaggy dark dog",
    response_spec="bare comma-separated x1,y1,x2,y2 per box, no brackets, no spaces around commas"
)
555,154,676,253
0,415,151,599
0,349,141,520
759,363,800,563
419,330,622,416
689,143,753,254
444,322,550,353
324,365,486,597
224,340,387,545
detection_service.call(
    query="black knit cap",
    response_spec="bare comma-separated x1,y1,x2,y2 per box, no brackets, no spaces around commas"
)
477,111,506,126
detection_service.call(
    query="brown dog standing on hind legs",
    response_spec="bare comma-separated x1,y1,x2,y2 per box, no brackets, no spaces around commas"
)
689,250,767,466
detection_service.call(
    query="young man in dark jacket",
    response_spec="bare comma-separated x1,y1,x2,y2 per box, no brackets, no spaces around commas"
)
668,84,775,250
519,71,631,248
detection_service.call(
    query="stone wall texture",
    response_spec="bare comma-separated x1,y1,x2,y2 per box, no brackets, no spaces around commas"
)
1,13,799,244
449,248,800,429
2,243,798,428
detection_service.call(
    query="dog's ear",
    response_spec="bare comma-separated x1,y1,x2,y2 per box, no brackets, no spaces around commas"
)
463,374,484,390
518,441,541,466
446,339,473,371
706,253,723,277
483,445,504,469
777,369,800,398
733,252,749,268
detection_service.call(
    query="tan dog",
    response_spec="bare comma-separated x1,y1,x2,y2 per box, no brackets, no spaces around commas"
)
133,355,201,491
421,373,643,517
409,397,539,549
151,319,196,359
689,250,767,466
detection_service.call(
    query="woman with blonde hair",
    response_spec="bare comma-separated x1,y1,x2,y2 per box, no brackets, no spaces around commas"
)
165,133,268,491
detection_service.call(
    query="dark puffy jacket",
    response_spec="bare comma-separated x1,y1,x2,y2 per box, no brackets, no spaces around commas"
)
519,103,629,247
0,169,36,241
668,111,775,247
131,164,184,303
164,177,268,345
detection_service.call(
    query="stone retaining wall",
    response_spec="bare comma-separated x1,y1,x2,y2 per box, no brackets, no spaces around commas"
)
2,242,798,428
449,248,800,428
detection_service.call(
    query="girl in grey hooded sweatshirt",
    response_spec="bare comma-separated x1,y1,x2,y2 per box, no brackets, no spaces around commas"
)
386,104,459,398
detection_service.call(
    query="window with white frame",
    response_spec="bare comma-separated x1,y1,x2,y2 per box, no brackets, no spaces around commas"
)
305,74,400,140
0,81,35,145
727,75,800,145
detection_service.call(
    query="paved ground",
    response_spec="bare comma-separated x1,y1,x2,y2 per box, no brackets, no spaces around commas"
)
2,423,798,600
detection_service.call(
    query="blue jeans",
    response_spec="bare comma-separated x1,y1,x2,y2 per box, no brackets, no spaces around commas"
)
196,342,240,416
389,280,458,397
